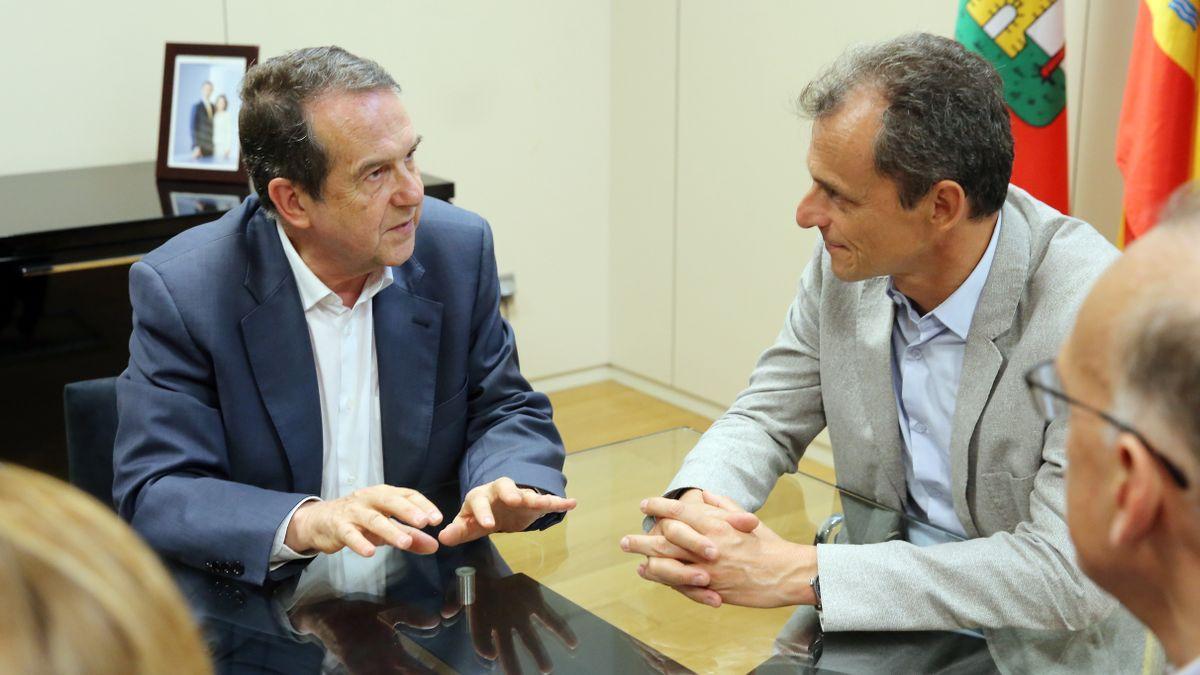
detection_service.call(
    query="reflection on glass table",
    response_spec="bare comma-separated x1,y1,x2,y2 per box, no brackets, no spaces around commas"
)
493,428,1160,674
173,428,1161,674
174,539,683,674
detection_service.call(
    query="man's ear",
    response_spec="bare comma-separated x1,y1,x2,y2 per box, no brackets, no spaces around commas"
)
926,179,969,233
1108,431,1165,547
267,177,312,230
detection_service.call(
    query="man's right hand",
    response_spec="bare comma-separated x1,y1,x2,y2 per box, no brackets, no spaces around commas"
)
284,485,442,558
623,488,759,606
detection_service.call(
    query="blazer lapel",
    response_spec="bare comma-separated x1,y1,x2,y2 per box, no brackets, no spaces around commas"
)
240,206,323,496
854,278,907,508
374,259,443,488
949,200,1030,537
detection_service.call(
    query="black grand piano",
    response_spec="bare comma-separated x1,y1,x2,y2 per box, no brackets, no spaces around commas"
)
0,162,454,479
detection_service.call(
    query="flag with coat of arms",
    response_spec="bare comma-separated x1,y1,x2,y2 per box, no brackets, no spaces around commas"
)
956,0,1070,215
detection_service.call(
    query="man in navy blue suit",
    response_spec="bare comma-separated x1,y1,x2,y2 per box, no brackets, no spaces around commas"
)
114,46,575,586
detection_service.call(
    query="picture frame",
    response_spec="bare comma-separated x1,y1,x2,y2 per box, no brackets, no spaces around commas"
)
155,180,250,218
155,42,259,184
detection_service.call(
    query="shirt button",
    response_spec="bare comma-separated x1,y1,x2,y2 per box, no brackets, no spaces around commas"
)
343,324,352,336
344,474,357,484
913,421,929,434
908,348,922,361
341,398,351,411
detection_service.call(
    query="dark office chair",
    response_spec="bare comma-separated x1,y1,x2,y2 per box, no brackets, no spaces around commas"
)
63,376,119,508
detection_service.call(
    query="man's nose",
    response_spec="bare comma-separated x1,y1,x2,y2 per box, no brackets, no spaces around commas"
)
391,165,424,207
795,187,829,230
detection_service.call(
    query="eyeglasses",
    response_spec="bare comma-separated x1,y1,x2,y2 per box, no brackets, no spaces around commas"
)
1024,359,1189,490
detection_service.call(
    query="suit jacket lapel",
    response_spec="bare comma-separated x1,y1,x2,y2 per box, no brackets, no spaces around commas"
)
949,199,1030,537
854,278,907,509
374,259,443,488
240,205,323,496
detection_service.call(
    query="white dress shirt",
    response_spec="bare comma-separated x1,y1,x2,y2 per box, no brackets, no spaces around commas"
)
887,214,1002,544
268,223,394,595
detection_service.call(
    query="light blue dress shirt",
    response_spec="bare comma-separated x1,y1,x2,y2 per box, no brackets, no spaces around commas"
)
1177,656,1200,675
887,214,1002,544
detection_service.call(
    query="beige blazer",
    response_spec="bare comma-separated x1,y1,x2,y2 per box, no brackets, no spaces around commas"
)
667,185,1122,632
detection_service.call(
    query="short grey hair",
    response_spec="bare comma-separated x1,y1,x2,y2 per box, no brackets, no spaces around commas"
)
1114,183,1200,461
239,46,400,215
1115,300,1200,463
797,33,1013,218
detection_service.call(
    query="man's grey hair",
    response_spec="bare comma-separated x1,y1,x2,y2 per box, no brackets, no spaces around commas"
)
797,33,1013,218
239,46,400,215
1114,182,1200,462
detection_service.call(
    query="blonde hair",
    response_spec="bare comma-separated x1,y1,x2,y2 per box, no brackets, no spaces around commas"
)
0,465,212,675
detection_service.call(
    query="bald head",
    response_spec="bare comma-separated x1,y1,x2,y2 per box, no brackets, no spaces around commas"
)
1066,183,1200,457
1063,184,1200,663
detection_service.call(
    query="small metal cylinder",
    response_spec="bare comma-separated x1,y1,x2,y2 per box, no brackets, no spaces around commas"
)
456,566,476,605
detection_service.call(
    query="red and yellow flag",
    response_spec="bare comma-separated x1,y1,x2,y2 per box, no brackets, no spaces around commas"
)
1117,0,1200,245
957,0,1071,214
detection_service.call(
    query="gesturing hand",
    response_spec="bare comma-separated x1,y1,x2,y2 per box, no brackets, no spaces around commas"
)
438,477,577,547
285,485,442,558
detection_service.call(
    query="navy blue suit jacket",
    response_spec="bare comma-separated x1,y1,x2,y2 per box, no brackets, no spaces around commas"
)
114,195,567,585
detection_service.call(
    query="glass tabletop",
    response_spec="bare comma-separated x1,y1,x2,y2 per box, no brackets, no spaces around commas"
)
492,428,978,673
174,428,1159,674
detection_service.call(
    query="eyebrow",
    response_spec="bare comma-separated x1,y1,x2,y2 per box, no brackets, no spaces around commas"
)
812,176,861,205
353,135,423,178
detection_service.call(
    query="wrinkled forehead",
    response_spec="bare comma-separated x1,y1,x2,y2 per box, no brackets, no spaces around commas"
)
309,89,413,163
811,87,884,150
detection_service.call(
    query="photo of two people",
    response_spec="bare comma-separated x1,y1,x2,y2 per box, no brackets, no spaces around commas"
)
166,55,247,172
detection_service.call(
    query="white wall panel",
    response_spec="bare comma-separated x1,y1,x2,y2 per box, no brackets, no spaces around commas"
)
609,0,678,383
0,0,224,175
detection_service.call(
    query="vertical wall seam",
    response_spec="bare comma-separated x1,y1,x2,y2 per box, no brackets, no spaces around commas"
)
222,0,230,44
1071,0,1093,211
669,0,682,387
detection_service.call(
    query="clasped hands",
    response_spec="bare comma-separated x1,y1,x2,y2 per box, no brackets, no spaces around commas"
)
285,477,577,557
619,489,818,608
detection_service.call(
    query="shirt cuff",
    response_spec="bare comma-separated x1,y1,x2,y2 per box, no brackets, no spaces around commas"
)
269,497,321,571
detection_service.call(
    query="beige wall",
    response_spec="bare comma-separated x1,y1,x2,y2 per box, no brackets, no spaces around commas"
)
1072,0,1139,243
0,1,226,174
0,1,1136,402
610,0,1133,408
609,0,678,384
0,0,611,380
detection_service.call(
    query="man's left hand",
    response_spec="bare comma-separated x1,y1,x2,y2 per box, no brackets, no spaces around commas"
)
438,477,577,547
623,494,818,608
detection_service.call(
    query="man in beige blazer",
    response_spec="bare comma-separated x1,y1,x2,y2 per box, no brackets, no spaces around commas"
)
621,33,1119,632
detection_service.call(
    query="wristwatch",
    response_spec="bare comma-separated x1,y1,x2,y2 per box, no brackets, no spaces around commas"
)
809,575,823,613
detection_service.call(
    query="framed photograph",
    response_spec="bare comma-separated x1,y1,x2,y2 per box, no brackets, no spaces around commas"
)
155,180,250,218
156,43,259,184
